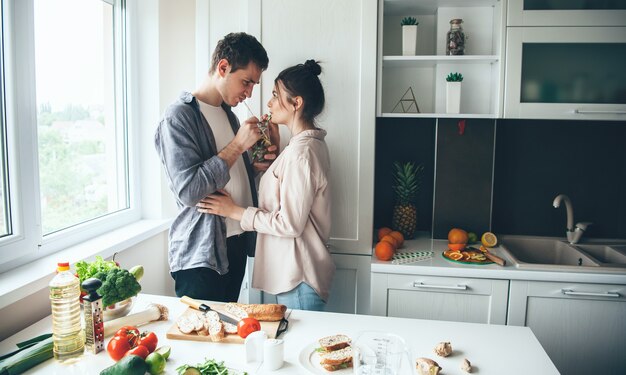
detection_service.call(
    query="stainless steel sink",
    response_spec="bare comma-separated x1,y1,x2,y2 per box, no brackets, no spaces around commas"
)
573,244,626,265
499,236,599,270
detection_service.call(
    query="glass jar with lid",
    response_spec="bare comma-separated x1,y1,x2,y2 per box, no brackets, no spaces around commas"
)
446,19,465,55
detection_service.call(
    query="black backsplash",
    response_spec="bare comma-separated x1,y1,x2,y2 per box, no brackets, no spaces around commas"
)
374,118,435,236
492,119,626,239
374,118,626,240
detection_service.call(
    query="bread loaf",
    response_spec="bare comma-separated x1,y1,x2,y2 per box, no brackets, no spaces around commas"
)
224,303,286,321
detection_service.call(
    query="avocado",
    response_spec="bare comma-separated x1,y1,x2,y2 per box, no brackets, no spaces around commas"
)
100,354,147,375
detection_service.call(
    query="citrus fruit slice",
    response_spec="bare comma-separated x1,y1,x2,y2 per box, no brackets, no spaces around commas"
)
462,252,471,261
481,232,498,247
448,251,463,261
448,243,466,251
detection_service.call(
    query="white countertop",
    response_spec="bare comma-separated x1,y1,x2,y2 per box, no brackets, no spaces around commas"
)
0,294,558,374
371,238,626,285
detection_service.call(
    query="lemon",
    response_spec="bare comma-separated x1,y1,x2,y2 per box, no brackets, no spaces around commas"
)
481,232,498,247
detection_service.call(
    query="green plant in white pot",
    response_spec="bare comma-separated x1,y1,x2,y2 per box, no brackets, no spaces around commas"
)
401,17,418,56
445,72,463,114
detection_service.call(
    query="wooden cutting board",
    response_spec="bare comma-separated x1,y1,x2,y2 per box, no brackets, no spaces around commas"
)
166,305,281,343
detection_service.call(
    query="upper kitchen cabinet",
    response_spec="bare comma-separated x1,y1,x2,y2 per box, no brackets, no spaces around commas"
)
377,0,506,118
507,0,626,27
504,0,626,120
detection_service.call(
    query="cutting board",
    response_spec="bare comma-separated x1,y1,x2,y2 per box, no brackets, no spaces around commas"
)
166,305,281,343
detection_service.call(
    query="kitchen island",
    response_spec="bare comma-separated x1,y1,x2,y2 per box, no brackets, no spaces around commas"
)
0,294,557,374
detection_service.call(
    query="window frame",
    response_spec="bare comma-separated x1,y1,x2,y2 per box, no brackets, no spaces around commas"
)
0,0,140,272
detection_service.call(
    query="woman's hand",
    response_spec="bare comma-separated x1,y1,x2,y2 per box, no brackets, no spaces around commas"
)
196,190,245,220
253,144,278,172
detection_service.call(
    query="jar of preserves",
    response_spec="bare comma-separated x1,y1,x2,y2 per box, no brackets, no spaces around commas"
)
446,19,465,55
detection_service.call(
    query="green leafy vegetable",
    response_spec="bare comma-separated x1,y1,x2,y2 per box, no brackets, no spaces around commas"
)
176,358,247,375
75,256,118,287
0,335,53,375
94,268,141,307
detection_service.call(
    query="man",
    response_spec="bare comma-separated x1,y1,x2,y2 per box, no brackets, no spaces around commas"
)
155,32,276,302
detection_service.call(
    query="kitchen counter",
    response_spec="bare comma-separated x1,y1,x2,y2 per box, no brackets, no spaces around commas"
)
372,238,626,285
0,294,558,374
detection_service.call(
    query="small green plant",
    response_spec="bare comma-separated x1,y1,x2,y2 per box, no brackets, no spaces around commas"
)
401,17,418,26
446,72,464,82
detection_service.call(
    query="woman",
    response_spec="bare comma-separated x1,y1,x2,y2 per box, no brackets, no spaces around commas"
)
197,59,334,311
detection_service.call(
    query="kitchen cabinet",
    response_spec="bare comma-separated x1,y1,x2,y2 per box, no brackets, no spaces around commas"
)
508,280,626,375
371,272,509,324
503,26,626,120
377,0,505,118
507,0,626,27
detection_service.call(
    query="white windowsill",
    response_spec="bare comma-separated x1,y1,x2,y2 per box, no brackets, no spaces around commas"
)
0,218,172,310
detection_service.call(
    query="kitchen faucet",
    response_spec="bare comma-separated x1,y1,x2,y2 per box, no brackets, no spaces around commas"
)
553,194,592,244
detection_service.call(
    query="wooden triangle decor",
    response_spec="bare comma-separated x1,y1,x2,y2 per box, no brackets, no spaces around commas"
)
391,87,420,113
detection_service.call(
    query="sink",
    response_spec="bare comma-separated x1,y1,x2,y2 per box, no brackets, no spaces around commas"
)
499,236,599,268
573,244,626,265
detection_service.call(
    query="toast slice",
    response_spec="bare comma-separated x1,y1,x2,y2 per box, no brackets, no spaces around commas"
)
318,334,351,351
319,346,353,369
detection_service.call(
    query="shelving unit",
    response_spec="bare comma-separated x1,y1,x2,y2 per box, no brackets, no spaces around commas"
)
377,0,506,118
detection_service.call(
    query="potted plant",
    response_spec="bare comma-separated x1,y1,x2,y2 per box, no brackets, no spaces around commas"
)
445,72,463,114
401,17,418,56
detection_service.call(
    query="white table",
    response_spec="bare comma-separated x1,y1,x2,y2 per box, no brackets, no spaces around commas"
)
0,294,558,374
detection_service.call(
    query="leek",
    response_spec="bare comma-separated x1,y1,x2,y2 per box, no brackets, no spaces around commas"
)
0,335,53,375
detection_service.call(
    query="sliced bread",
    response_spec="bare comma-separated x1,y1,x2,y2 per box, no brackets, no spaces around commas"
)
319,346,353,366
318,334,352,351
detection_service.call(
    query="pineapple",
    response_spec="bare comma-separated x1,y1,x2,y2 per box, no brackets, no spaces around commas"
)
391,162,424,239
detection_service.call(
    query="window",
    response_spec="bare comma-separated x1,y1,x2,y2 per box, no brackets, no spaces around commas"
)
0,9,9,238
0,0,138,270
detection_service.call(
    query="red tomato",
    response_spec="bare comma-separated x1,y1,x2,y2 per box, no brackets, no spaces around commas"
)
107,336,131,361
114,326,139,347
137,331,158,353
124,345,150,360
237,317,261,339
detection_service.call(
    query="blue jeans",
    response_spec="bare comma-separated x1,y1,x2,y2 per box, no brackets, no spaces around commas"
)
276,282,325,311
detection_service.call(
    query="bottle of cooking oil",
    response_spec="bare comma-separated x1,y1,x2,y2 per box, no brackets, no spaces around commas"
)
49,262,84,362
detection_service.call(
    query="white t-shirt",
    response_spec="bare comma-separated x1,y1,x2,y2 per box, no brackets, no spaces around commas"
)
198,100,253,237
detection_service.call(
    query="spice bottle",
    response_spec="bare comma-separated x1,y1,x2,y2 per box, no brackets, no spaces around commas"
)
446,19,465,55
82,277,105,354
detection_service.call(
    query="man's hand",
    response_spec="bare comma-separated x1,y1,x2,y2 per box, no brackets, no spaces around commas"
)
196,190,245,220
234,117,263,150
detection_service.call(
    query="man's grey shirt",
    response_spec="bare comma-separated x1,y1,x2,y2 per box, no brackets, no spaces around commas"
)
154,92,253,275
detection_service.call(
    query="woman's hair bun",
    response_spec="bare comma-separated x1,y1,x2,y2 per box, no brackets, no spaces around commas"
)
304,59,322,76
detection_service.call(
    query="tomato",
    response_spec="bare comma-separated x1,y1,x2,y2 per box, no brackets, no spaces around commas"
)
107,336,132,361
137,331,158,353
237,317,261,339
124,345,150,360
114,326,140,347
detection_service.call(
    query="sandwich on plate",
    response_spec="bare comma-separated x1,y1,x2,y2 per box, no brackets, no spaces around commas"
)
317,334,353,371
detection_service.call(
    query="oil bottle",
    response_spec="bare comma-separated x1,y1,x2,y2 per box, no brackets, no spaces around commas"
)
49,262,84,361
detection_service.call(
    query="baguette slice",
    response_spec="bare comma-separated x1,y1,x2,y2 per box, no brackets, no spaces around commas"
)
225,303,286,322
223,321,238,335
176,315,195,334
322,362,353,372
319,346,353,366
204,311,225,342
318,334,351,351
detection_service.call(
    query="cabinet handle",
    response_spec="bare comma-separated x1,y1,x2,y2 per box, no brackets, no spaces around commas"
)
413,282,468,290
574,109,626,115
561,289,620,298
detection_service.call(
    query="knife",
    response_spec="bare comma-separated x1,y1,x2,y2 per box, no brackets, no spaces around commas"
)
180,296,239,325
471,246,506,266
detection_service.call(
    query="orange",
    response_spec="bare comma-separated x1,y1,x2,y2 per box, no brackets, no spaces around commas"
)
389,231,404,248
448,228,469,244
378,227,393,241
447,243,466,251
481,232,498,247
381,234,399,249
375,241,395,261
448,251,463,261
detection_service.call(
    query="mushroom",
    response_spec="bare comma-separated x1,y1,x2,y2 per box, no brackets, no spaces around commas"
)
416,357,442,375
461,358,472,373
434,341,453,357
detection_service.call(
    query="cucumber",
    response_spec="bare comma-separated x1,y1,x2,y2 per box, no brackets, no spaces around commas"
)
99,354,147,375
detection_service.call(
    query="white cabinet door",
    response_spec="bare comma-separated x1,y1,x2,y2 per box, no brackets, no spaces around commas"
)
508,280,626,375
259,0,377,256
504,27,626,120
371,273,509,324
325,254,371,314
507,0,626,27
